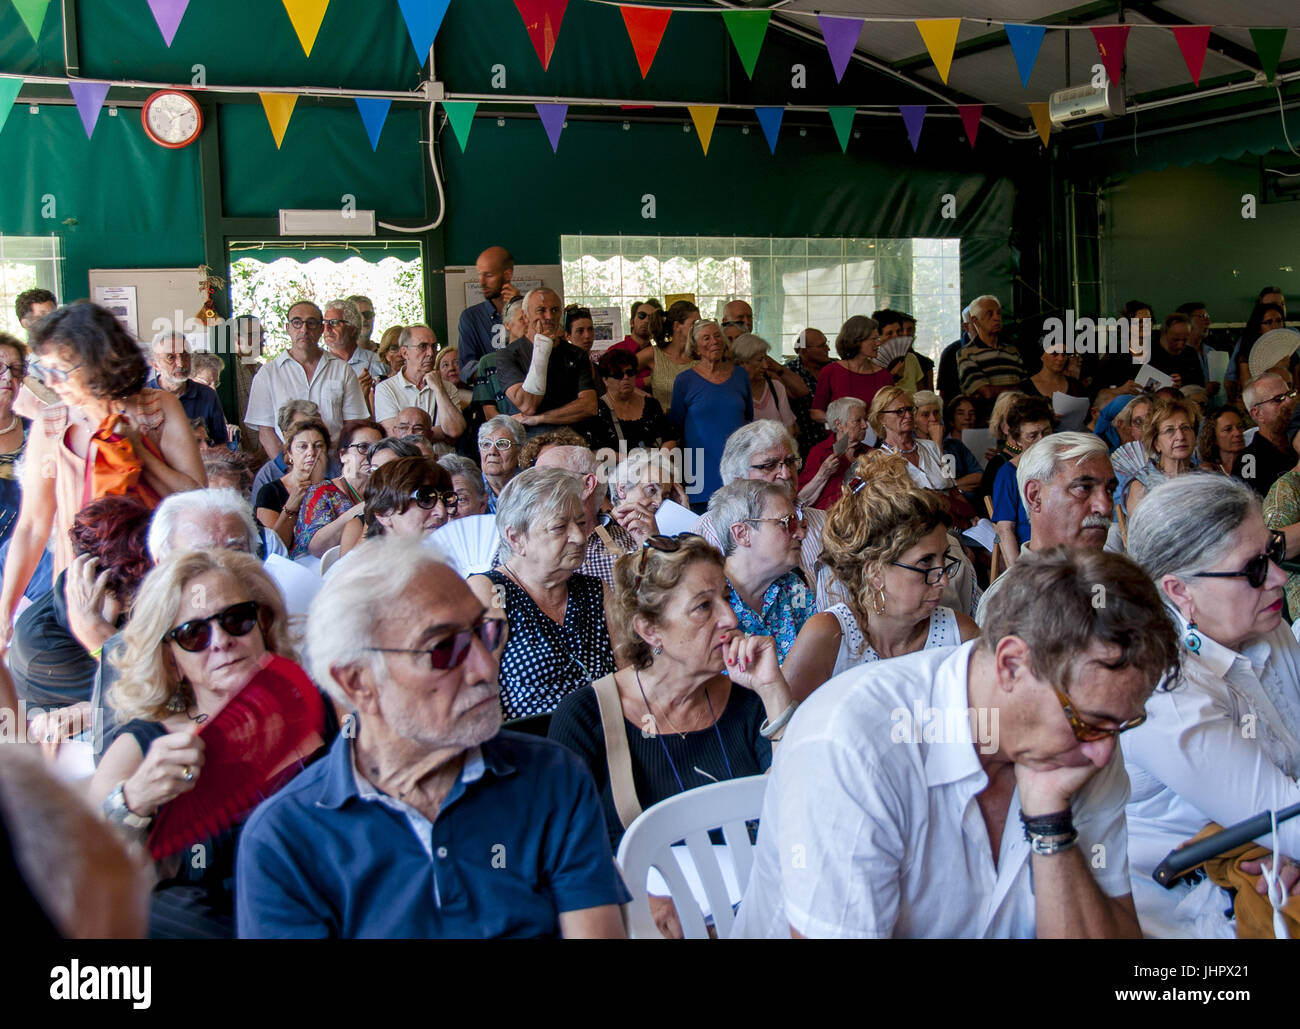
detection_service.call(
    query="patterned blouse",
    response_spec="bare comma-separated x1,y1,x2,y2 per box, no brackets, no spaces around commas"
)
484,569,615,721
0,418,30,548
292,480,358,559
726,569,816,662
1264,469,1300,618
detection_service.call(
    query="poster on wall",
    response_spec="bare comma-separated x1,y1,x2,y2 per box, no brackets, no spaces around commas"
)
92,285,139,339
464,279,542,309
588,306,623,357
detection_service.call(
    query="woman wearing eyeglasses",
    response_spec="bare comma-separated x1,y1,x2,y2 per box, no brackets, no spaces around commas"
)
589,349,679,453
1126,474,1300,938
477,414,524,514
361,458,458,539
1123,396,1200,519
708,478,814,662
468,467,615,721
784,452,977,702
0,332,31,552
868,385,956,494
0,303,205,651
548,532,794,938
290,419,384,559
89,548,328,938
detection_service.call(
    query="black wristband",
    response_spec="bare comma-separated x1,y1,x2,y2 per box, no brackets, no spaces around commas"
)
1020,808,1074,838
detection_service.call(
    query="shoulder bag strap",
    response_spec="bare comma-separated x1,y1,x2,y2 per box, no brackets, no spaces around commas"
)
591,673,642,830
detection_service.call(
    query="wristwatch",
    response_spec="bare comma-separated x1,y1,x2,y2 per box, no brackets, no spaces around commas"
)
103,782,153,830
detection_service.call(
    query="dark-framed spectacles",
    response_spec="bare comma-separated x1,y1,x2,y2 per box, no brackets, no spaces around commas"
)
1054,686,1146,742
164,600,264,653
721,320,747,329
633,533,699,592
29,358,83,384
0,360,27,381
1258,389,1298,408
890,553,961,586
364,618,507,672
406,486,459,512
340,441,372,455
750,455,799,474
1191,530,1286,589
604,368,636,380
287,317,323,330
883,405,917,417
745,509,804,536
322,318,348,329
479,438,515,452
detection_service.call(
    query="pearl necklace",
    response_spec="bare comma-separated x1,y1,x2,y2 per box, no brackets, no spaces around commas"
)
0,416,17,435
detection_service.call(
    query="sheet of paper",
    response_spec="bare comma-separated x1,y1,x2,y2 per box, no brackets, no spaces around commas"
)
654,499,699,536
1134,363,1174,390
1052,391,1090,432
1207,349,1230,384
962,428,995,468
962,518,999,553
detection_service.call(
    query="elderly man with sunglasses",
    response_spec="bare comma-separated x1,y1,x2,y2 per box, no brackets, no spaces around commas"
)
236,536,629,939
734,548,1180,939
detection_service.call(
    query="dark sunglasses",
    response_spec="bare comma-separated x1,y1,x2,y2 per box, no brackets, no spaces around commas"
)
1191,530,1286,589
604,368,636,380
406,486,459,511
365,618,507,671
164,600,264,652
633,533,698,592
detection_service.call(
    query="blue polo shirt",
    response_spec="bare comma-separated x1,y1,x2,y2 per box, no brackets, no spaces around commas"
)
146,374,228,445
235,729,630,938
457,299,505,380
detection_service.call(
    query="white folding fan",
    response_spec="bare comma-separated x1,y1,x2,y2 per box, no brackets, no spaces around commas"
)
429,514,501,576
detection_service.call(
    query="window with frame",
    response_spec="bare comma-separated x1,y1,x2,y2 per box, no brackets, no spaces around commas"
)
0,235,61,337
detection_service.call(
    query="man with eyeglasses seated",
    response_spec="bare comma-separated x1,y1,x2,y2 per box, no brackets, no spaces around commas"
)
1236,371,1299,499
237,536,630,938
477,415,524,515
974,432,1121,625
734,548,1179,939
244,301,368,463
373,326,466,444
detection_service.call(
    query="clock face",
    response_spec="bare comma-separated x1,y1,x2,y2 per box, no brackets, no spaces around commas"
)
143,91,201,147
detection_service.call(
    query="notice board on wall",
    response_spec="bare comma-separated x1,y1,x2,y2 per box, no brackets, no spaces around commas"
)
442,263,562,350
89,267,207,343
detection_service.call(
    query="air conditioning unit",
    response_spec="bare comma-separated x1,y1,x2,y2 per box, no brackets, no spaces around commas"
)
1048,81,1126,126
278,209,376,236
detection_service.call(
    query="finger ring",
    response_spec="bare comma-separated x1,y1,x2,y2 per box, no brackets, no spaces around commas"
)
182,766,194,782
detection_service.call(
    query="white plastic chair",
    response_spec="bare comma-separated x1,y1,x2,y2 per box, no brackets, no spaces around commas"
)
319,545,341,576
615,774,767,939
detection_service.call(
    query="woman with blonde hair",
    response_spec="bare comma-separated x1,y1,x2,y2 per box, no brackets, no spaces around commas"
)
376,326,404,378
785,451,978,701
869,385,953,491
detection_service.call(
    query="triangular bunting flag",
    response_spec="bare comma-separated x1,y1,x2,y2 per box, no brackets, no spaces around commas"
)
817,15,863,84
1090,25,1130,86
915,19,961,84
1250,28,1287,85
68,81,110,139
1094,122,1105,140
11,0,51,42
281,0,330,58
354,97,391,151
958,104,982,148
828,106,855,153
1004,24,1045,89
754,107,783,154
687,105,718,155
723,10,770,79
443,100,477,152
619,5,671,79
513,0,569,71
535,102,567,152
147,0,190,47
1171,25,1212,86
0,78,23,136
259,93,298,148
1027,102,1051,147
899,105,926,152
396,0,451,65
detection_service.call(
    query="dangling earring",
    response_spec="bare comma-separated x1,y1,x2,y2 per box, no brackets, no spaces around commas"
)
1183,616,1202,655
871,585,886,616
166,682,189,713
652,645,663,658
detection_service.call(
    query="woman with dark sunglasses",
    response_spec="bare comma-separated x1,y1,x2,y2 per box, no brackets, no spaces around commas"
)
1127,474,1300,938
587,348,679,453
362,457,458,539
88,548,328,938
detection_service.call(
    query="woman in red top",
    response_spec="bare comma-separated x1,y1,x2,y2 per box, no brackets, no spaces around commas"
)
811,316,892,426
797,396,869,510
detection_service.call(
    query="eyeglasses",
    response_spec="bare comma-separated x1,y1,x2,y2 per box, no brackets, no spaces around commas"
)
633,533,697,592
1191,530,1286,589
749,455,799,474
406,486,459,511
341,441,372,455
890,553,962,586
1054,686,1146,742
29,358,82,384
604,368,636,380
883,405,917,417
322,318,348,329
479,438,515,452
1257,389,1298,408
721,320,748,329
745,509,805,536
164,600,263,652
287,317,323,330
365,618,507,672
0,361,26,381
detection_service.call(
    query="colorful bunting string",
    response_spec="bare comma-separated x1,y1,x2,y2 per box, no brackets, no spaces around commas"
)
68,80,110,139
899,104,926,152
619,5,672,79
513,0,569,71
1249,27,1287,84
687,105,718,155
396,0,451,66
146,0,190,48
958,104,982,148
1003,24,1045,89
354,96,391,150
915,19,961,85
281,0,331,58
817,15,863,84
0,77,23,135
723,10,770,80
259,93,298,148
443,100,478,152
827,106,855,153
1090,25,1131,86
754,106,783,154
1171,25,1212,87
535,101,567,152
11,0,51,43
1026,102,1051,147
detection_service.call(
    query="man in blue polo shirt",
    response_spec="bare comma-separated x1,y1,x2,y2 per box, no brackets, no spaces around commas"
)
235,536,629,939
148,330,228,446
458,245,520,382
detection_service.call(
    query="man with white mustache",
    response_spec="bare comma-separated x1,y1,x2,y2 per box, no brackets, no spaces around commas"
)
976,432,1121,625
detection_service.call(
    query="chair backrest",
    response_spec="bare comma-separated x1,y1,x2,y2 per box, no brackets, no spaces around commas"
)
320,545,342,575
615,774,767,940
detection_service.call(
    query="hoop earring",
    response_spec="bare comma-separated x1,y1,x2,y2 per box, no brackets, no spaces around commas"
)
871,585,886,616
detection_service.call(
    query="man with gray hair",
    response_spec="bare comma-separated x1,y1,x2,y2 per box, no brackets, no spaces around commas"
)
147,486,282,561
373,325,465,443
147,329,228,448
974,431,1120,624
496,288,596,437
1236,371,1297,497
956,295,1024,422
235,536,630,938
322,297,384,400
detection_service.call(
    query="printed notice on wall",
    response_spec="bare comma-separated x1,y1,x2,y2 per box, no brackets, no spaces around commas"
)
92,285,139,339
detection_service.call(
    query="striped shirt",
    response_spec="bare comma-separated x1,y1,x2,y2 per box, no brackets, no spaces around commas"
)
956,341,1026,396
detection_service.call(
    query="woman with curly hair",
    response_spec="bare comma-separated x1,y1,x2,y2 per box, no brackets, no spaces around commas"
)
783,451,979,701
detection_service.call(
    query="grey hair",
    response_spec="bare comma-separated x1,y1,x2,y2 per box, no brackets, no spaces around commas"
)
719,420,799,485
1244,372,1286,412
149,329,187,352
305,536,455,709
1016,431,1110,508
522,287,561,315
1127,474,1261,584
609,447,682,503
685,318,722,359
825,395,866,430
276,398,320,434
323,298,363,330
729,333,770,364
502,296,525,326
478,413,525,448
707,478,790,557
398,324,434,351
368,437,422,462
913,389,941,411
146,487,260,560
438,453,484,498
495,467,586,563
969,294,1001,317
346,294,373,308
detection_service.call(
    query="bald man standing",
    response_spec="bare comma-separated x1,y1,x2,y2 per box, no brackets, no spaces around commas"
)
458,245,520,382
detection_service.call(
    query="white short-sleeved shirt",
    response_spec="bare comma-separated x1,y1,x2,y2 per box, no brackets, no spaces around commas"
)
732,641,1133,939
373,372,451,426
243,350,368,444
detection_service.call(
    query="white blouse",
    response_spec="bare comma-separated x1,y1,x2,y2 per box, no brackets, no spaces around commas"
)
880,438,954,491
824,603,962,679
